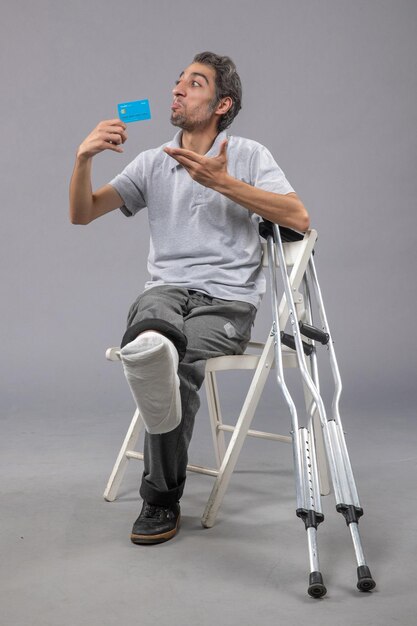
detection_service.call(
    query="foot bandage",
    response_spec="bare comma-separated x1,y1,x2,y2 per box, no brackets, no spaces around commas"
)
120,331,182,435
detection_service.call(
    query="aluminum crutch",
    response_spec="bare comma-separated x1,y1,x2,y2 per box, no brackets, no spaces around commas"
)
304,254,376,592
267,220,376,595
264,225,327,598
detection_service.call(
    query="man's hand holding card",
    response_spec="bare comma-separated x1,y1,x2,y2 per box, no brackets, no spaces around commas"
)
76,99,151,160
77,119,128,159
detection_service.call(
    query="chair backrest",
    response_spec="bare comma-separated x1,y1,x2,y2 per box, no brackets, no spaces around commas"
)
260,229,318,329
261,232,317,269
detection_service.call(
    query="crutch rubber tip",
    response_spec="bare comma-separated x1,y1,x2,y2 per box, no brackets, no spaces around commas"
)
356,565,376,592
308,571,327,598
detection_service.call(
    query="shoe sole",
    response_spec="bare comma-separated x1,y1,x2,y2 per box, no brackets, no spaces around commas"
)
130,515,181,545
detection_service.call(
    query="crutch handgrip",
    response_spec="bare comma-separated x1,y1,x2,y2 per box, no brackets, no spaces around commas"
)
299,322,330,345
281,332,314,356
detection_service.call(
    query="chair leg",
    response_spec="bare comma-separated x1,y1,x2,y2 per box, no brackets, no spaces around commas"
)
103,408,143,502
205,370,227,467
201,340,273,528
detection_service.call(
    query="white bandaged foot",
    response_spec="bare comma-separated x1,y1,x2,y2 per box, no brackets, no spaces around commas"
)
120,331,182,434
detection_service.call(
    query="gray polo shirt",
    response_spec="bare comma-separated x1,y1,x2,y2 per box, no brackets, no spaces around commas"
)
109,130,294,308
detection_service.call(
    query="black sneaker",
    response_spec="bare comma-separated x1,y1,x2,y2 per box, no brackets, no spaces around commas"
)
130,501,181,545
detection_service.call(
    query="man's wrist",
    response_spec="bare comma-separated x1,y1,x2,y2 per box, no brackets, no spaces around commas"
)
76,149,92,164
212,172,234,194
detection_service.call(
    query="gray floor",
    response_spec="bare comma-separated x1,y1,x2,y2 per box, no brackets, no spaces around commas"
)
2,403,416,626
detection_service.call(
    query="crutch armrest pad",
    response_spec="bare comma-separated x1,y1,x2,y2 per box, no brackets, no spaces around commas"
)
259,220,305,242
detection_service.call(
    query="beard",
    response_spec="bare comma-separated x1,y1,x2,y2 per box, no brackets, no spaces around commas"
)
170,111,196,131
170,99,218,131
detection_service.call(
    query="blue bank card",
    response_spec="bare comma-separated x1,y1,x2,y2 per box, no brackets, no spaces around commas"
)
117,99,151,123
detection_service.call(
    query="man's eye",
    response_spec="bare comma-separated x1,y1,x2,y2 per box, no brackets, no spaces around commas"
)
191,81,201,87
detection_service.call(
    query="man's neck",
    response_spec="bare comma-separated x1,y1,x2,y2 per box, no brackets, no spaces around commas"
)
180,125,221,155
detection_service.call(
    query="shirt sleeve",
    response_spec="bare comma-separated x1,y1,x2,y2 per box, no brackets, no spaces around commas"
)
250,145,295,195
108,153,147,217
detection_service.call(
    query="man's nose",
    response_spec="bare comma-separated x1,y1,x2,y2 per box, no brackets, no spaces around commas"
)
173,80,186,96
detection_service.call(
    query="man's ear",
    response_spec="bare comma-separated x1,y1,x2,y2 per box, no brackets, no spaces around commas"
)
215,97,233,116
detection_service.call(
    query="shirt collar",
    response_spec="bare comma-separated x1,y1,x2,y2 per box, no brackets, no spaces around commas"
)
166,130,228,171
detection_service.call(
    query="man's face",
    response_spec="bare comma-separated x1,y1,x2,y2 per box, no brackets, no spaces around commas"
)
170,62,218,131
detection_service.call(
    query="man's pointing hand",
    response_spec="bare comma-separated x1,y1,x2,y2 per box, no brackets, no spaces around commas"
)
164,140,229,189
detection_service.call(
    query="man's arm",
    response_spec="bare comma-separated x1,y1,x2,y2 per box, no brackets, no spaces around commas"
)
69,119,127,225
164,141,310,232
213,178,309,232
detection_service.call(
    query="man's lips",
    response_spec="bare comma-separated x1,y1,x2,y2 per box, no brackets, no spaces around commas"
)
171,102,183,111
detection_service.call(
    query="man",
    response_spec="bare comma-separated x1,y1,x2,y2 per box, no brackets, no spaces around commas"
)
69,51,309,545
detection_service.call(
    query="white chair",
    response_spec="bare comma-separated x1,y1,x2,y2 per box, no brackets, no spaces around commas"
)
103,228,330,527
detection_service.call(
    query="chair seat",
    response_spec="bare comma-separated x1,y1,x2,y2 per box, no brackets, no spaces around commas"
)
107,343,298,370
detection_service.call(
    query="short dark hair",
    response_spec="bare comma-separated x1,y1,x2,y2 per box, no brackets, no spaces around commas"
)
193,51,242,132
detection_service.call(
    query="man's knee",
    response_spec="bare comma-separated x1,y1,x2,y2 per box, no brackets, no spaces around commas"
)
121,318,188,361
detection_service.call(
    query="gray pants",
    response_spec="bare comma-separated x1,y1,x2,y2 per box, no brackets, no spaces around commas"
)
124,285,257,506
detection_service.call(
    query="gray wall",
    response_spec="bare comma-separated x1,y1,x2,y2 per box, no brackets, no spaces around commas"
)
1,0,416,416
